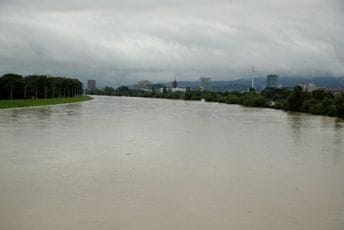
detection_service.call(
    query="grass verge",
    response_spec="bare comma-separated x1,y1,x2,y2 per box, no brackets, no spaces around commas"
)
0,96,93,109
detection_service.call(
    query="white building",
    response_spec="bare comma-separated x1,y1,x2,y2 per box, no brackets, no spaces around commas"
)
158,87,187,93
171,87,186,93
302,83,318,92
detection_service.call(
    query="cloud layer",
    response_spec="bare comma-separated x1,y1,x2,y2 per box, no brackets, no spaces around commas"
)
1,0,343,84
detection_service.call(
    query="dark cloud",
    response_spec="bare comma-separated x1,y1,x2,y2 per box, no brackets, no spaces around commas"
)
0,0,343,85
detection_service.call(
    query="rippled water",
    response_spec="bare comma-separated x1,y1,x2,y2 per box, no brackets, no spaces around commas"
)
0,96,343,230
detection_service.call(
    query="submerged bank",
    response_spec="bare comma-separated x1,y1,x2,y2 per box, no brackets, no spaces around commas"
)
0,96,93,109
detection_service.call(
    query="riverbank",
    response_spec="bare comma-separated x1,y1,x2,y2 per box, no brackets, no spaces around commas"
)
0,96,93,109
92,86,344,119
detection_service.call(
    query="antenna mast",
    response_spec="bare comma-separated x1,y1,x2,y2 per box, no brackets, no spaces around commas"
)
251,66,255,89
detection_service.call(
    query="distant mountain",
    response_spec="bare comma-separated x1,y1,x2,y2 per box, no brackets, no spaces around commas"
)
174,76,344,92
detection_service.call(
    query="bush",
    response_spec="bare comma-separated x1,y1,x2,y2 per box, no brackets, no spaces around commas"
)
241,93,267,107
224,95,240,104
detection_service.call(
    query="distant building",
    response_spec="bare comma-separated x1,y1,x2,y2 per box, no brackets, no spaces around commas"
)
325,88,344,95
302,83,318,92
199,77,211,91
171,87,186,93
136,80,153,91
172,78,178,88
158,87,187,93
138,80,152,88
151,83,164,92
87,80,96,91
266,74,279,89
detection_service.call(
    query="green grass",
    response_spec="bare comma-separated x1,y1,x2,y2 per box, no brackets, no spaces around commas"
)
0,96,93,109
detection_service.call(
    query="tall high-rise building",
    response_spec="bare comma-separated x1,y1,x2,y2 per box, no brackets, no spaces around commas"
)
87,80,96,91
200,77,211,91
266,74,279,88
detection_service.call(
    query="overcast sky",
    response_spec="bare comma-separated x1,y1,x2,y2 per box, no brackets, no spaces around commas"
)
0,0,343,85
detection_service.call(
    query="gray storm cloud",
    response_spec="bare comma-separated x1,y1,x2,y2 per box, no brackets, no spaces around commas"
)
0,0,343,84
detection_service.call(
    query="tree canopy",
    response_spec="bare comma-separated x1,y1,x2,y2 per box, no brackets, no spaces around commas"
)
0,74,83,99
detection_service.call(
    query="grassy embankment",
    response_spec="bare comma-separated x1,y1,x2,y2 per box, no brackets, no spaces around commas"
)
0,96,93,109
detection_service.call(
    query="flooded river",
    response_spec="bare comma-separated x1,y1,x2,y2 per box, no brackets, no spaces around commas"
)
0,96,343,230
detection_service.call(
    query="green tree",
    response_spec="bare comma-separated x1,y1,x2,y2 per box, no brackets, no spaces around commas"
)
285,86,310,112
320,97,336,116
334,93,344,118
103,86,115,96
0,73,25,99
241,93,267,107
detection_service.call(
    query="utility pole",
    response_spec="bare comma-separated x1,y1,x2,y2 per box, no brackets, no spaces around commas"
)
10,86,13,100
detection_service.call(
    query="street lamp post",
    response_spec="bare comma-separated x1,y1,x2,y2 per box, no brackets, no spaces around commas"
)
10,86,13,100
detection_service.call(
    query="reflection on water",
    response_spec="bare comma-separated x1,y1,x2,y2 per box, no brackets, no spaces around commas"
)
288,113,304,144
6,107,53,123
0,96,343,230
333,119,344,165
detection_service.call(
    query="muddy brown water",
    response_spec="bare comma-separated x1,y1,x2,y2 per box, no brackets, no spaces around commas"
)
0,96,343,230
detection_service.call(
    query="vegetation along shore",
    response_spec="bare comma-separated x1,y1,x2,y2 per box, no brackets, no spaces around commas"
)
0,73,92,109
93,86,344,119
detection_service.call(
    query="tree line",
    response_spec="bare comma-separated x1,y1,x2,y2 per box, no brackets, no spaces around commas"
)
93,85,344,118
0,73,83,100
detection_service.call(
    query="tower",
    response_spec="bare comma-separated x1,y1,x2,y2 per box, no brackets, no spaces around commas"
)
249,66,256,92
172,77,178,88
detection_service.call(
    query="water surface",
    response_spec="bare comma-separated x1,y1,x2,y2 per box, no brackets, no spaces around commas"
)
0,96,343,230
